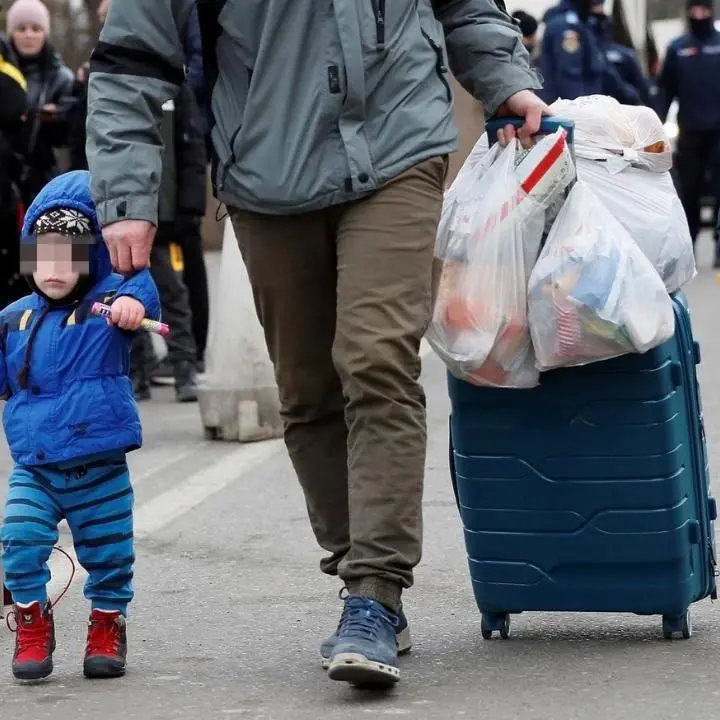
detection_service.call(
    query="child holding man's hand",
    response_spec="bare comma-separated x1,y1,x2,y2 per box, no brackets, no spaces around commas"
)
0,170,160,681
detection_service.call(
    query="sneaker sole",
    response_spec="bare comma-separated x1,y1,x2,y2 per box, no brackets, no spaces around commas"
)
13,659,53,681
321,626,411,670
83,659,126,679
327,653,399,687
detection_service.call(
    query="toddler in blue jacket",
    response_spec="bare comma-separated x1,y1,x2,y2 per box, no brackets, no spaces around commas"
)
0,170,160,681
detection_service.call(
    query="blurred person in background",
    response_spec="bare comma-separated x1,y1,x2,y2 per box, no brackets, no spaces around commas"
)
183,3,210,155
659,0,720,267
0,0,74,207
541,0,641,104
130,84,207,403
588,6,651,106
0,51,27,309
512,11,547,97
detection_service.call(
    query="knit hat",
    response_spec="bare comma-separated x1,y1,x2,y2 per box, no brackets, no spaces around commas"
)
687,0,713,8
6,0,51,36
33,208,93,237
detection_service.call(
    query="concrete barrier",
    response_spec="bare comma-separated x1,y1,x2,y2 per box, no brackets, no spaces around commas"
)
197,219,283,442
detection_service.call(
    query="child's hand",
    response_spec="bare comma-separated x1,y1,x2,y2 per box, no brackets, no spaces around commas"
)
109,296,146,331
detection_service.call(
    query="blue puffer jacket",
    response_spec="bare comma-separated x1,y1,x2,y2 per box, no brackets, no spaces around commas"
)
0,170,161,466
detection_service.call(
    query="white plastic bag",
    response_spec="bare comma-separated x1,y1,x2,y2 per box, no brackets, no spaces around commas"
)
550,95,672,173
577,158,696,292
528,182,675,371
429,134,574,388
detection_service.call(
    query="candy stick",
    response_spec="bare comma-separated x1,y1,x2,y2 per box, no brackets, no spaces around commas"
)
91,301,170,337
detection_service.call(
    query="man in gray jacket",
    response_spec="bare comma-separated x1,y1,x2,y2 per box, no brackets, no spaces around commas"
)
86,0,546,688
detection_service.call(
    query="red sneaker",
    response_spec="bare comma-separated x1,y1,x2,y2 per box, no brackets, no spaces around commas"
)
83,609,127,679
12,601,56,680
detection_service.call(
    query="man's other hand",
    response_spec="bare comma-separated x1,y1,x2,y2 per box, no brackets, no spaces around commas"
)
103,219,156,273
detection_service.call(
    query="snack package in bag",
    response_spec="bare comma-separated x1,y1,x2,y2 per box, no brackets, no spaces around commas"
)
528,182,675,371
429,133,575,388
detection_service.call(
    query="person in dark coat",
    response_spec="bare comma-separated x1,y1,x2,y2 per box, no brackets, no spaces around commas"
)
1,0,75,207
0,52,28,310
541,0,641,104
133,82,208,403
659,0,720,266
588,10,651,106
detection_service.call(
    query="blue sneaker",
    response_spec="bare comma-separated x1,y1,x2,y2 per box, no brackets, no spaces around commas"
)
326,596,402,687
320,604,411,669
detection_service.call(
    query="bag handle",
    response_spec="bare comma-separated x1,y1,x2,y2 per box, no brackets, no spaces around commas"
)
485,116,576,147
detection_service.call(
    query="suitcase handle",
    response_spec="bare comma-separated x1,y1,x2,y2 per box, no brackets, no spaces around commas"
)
486,116,575,147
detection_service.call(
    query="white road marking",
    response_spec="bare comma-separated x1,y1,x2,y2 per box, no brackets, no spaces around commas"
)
4,338,438,620
132,439,283,538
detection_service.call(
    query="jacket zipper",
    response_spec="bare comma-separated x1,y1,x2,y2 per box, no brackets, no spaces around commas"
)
420,29,452,102
370,0,386,50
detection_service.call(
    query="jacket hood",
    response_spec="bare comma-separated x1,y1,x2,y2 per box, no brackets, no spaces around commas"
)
21,170,112,287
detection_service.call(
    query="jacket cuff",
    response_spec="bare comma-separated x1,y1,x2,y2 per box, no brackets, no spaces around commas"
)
96,195,158,228
484,65,544,116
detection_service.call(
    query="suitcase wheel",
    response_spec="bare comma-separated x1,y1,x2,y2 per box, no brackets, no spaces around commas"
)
662,610,692,640
481,612,511,640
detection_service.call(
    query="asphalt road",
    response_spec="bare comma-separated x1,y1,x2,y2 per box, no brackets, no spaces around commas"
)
1,238,720,719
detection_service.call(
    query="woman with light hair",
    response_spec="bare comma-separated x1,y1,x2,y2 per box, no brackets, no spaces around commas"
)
0,0,74,206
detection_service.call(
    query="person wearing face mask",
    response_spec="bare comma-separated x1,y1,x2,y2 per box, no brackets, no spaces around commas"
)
659,0,720,267
0,0,74,208
588,6,651,106
540,0,640,104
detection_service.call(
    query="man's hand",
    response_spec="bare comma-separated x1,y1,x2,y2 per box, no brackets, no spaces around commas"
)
103,219,156,273
495,90,550,147
109,296,146,331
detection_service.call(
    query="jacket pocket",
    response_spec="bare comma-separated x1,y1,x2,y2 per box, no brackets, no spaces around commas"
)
416,10,452,102
213,37,253,192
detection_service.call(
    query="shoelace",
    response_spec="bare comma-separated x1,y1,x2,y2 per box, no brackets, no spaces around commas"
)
15,616,52,654
5,546,76,632
337,597,398,642
86,617,120,655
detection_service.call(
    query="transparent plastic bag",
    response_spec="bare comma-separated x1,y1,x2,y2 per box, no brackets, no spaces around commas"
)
527,182,675,371
577,158,696,292
550,95,672,173
429,137,571,388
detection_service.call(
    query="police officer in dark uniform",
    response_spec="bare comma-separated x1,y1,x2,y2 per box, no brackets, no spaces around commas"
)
659,0,720,266
541,0,640,104
588,7,652,106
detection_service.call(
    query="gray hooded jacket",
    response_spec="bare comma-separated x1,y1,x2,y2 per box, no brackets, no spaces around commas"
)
86,0,541,226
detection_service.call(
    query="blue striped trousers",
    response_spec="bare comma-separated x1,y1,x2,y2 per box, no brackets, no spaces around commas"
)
1,453,134,615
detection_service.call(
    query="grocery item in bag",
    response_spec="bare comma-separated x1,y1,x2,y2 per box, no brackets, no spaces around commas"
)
429,133,575,387
528,182,675,371
578,158,696,292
